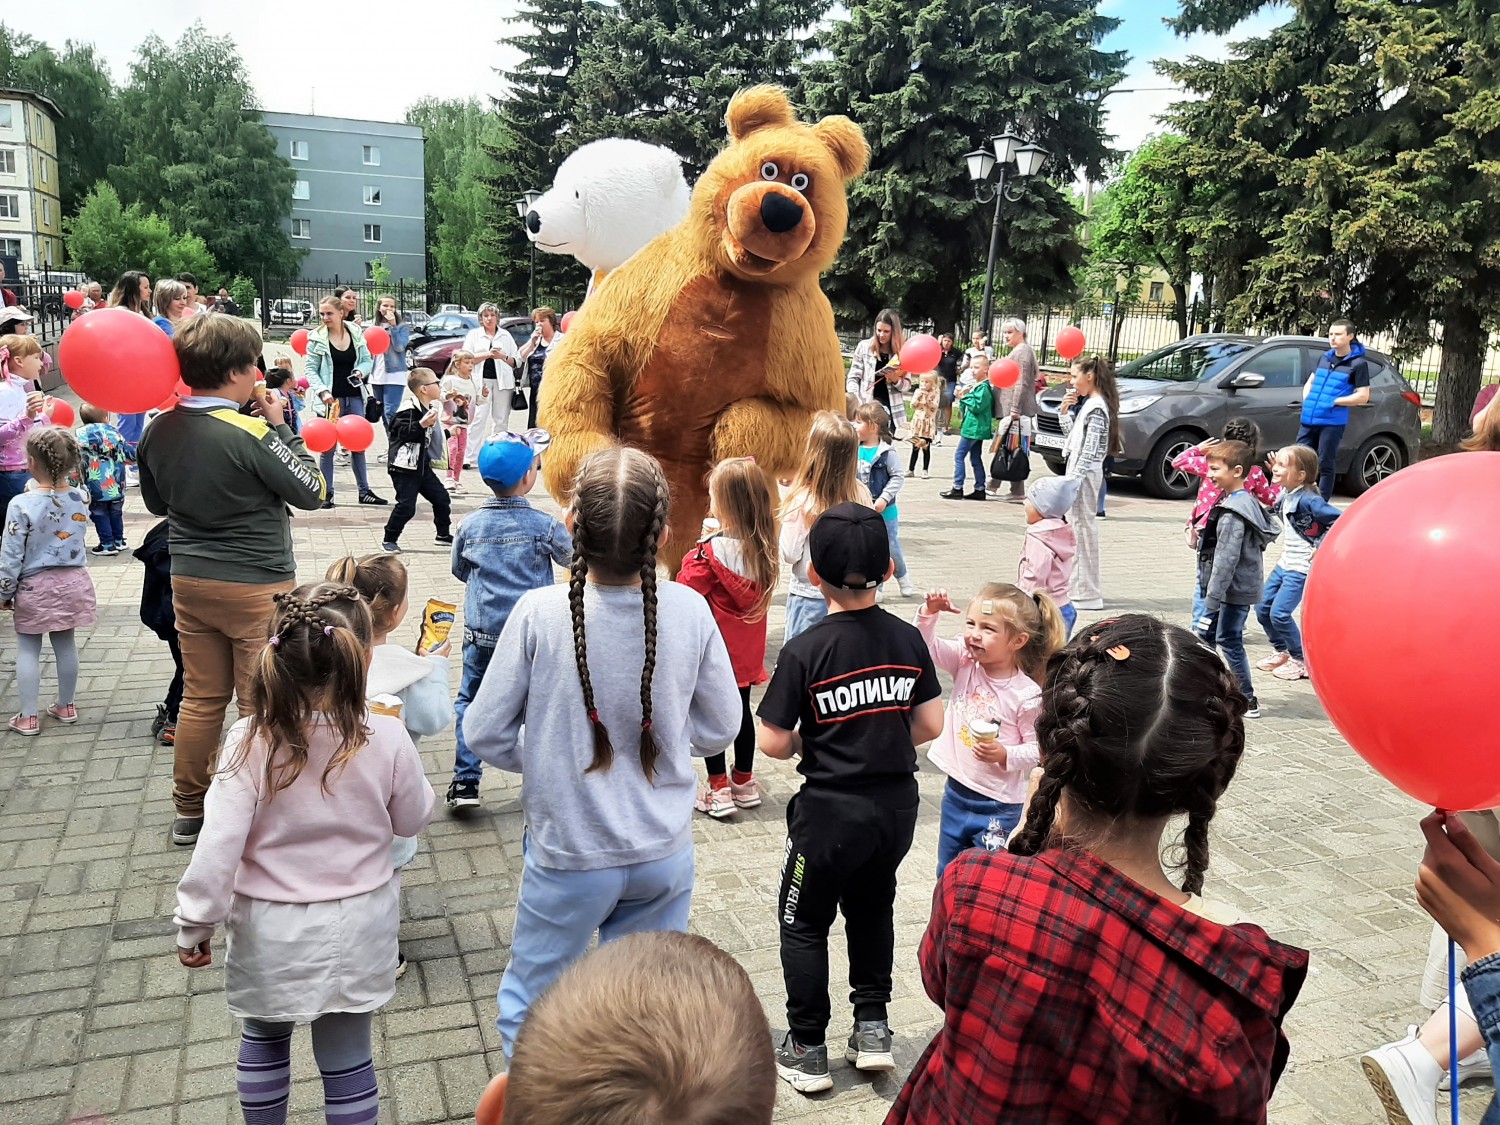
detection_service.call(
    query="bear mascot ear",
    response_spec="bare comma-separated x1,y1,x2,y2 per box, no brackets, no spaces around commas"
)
725,85,797,141
813,115,870,183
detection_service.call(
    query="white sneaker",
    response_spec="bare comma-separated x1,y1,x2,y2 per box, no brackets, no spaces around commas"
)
1360,1033,1441,1125
898,577,915,598
922,469,929,479
1256,651,1290,672
875,586,886,603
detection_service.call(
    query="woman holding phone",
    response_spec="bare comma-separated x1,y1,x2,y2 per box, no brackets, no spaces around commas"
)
461,304,520,446
516,307,564,430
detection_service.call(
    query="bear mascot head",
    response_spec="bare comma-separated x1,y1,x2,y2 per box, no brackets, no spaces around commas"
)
524,139,691,294
537,87,868,574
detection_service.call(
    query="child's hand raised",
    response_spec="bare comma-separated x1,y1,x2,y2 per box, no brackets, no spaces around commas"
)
177,938,212,969
923,589,960,616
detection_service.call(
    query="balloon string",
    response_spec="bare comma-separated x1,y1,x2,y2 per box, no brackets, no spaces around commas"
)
1450,938,1459,1125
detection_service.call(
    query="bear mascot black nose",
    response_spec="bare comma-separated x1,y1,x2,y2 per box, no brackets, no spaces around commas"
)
760,192,805,234
526,210,542,234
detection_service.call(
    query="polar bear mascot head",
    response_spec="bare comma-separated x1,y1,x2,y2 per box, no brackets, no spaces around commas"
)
523,139,691,291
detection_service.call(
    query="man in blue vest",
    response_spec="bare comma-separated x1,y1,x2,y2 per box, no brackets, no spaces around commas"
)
1298,318,1371,500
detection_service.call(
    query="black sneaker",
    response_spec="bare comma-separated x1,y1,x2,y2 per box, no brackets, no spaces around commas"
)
358,491,389,506
938,488,966,500
1246,696,1262,719
966,489,987,500
90,543,118,556
776,1031,833,1094
171,816,204,846
435,534,454,546
446,778,481,809
846,1020,895,1071
320,499,336,510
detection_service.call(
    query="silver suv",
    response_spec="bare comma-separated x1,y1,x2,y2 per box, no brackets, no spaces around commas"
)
1032,334,1423,499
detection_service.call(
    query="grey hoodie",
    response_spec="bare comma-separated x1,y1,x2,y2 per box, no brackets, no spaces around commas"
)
1197,488,1282,612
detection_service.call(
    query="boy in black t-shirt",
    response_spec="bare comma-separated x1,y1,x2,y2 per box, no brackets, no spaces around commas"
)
758,503,944,1094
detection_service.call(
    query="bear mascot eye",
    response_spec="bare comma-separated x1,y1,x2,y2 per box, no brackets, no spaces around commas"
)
760,161,779,181
790,172,810,191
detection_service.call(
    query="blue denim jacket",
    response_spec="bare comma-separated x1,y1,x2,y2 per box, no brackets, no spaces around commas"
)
452,496,573,645
1462,951,1500,1124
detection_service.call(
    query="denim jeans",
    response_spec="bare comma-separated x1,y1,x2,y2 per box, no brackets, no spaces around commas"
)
379,384,406,424
1461,951,1500,1125
1201,603,1254,700
452,640,496,783
498,842,693,1057
884,516,907,582
953,437,985,491
1296,422,1346,501
1191,580,1206,628
319,395,371,499
937,778,1022,877
1060,602,1077,638
784,593,827,642
0,468,30,520
88,497,125,547
1256,566,1307,660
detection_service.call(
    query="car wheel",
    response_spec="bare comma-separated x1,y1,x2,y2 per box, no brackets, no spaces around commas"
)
1144,428,1204,500
1044,459,1067,476
1343,434,1406,496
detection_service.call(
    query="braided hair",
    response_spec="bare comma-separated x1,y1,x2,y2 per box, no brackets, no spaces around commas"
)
568,447,671,782
26,426,80,487
1009,614,1246,895
232,582,374,798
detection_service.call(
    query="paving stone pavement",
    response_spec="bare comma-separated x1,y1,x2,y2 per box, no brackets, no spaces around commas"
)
0,441,1478,1124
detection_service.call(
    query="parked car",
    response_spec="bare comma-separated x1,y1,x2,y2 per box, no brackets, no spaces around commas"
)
399,308,429,328
1032,334,1422,500
270,299,313,325
405,314,534,375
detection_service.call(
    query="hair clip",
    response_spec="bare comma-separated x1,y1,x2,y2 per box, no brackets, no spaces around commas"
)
323,625,333,637
267,636,280,647
1105,645,1130,662
981,599,995,616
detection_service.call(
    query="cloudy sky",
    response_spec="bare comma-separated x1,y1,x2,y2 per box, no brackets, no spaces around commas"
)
9,0,1283,157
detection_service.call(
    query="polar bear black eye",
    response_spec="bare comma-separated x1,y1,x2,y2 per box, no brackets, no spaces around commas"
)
574,190,580,199
760,161,779,181
790,172,810,191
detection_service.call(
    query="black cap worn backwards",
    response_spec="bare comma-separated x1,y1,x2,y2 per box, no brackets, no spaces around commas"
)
809,502,891,590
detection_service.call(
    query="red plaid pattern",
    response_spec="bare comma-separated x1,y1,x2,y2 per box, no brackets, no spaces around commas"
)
888,847,1308,1125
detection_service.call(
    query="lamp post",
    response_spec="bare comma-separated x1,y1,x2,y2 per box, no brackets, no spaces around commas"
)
515,189,543,310
964,132,1049,344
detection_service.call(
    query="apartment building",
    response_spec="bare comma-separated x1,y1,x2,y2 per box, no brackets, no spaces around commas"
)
0,88,64,271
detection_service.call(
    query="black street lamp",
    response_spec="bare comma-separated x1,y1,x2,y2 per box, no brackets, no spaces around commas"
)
964,132,1049,343
515,189,543,310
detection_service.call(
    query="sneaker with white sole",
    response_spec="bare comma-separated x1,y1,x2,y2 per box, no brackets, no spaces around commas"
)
729,775,762,809
1256,651,1290,672
1273,657,1308,681
1360,1032,1440,1125
898,577,915,598
446,778,481,809
1245,696,1261,719
694,783,736,819
776,1032,832,1094
846,1019,896,1071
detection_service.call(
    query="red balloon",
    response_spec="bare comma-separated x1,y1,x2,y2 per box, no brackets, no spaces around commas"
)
45,398,76,428
335,413,375,453
900,333,941,375
57,308,181,414
301,418,338,453
1302,454,1500,809
364,327,391,356
154,378,192,412
560,310,577,333
1055,326,1086,361
290,329,310,356
63,290,86,310
990,358,1021,389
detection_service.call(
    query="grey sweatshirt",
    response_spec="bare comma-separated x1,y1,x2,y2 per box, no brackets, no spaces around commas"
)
1197,489,1282,611
462,580,741,871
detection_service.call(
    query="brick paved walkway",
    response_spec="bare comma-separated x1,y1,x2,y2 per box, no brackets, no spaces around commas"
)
0,439,1476,1123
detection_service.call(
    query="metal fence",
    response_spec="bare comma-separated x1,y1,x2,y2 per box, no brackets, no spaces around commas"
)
255,277,574,332
2,269,86,343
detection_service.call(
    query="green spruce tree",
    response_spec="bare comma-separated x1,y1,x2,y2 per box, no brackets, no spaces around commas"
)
804,0,1125,332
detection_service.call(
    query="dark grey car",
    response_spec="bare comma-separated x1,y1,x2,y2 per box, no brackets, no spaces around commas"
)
1032,334,1423,499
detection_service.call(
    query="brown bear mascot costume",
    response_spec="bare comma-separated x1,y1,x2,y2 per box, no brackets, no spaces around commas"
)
537,86,869,572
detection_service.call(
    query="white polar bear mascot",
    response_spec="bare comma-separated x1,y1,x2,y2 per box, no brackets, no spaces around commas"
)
522,138,690,298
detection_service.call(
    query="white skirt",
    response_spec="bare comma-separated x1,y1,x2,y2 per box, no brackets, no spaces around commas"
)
225,875,401,1022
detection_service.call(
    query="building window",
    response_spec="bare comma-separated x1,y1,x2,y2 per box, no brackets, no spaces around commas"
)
363,186,381,206
1148,281,1165,303
0,194,18,219
0,105,11,129
364,224,382,243
290,139,308,161
292,218,311,239
362,145,381,166
0,238,19,258
292,180,310,201
41,199,51,225
364,261,375,280
0,150,13,175
40,159,47,184
43,239,52,265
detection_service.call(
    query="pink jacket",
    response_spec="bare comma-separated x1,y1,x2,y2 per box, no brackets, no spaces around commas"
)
1172,447,1281,529
915,610,1042,805
173,714,435,949
1018,519,1075,607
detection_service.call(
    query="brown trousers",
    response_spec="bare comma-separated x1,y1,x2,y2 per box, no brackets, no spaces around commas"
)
171,575,294,817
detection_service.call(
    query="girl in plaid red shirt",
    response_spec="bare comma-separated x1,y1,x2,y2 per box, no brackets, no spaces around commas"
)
889,614,1308,1125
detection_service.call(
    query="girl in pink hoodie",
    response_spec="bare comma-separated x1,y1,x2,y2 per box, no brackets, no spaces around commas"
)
915,583,1065,876
1018,474,1081,637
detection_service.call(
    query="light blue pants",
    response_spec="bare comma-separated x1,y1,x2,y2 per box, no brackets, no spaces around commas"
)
498,841,695,1057
884,516,908,582
784,593,827,642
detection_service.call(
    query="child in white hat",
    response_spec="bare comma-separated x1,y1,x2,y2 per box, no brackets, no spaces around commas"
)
1018,475,1081,637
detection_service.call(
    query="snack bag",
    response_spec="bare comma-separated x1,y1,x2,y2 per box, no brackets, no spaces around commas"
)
419,598,457,652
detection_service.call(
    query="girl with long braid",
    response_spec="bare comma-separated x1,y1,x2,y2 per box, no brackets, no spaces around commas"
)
889,614,1309,1125
463,447,742,1059
172,583,434,1125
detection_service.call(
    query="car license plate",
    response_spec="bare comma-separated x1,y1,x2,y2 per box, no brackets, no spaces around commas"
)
1032,431,1063,449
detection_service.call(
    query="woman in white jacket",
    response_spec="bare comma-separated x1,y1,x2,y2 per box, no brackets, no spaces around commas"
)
461,304,520,448
1057,355,1120,611
845,308,910,432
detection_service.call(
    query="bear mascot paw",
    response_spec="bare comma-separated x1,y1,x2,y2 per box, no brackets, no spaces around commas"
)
524,138,691,296
537,86,869,573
